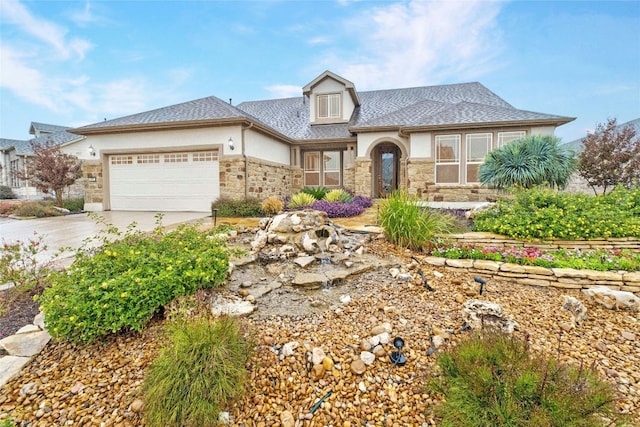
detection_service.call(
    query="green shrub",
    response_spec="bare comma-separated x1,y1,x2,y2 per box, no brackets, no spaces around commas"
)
323,188,352,203
12,201,61,218
0,186,16,200
38,222,230,343
260,196,283,215
287,192,316,209
430,332,622,427
378,191,460,250
474,186,640,239
301,186,328,200
211,197,262,217
62,197,84,212
142,316,253,427
479,135,577,190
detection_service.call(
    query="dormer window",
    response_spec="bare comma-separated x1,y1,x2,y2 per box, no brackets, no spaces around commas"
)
317,93,341,119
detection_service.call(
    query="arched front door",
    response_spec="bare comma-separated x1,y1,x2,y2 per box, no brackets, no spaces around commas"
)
373,144,400,197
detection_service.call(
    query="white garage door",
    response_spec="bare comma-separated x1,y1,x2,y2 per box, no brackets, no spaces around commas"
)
109,151,219,212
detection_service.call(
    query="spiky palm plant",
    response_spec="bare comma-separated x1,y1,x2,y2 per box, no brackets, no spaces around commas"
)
479,135,577,190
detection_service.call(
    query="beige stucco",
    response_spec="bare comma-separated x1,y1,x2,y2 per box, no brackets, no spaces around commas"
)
308,78,356,124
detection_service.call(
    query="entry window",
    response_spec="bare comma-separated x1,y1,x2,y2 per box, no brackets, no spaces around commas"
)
317,93,341,119
303,150,342,187
137,154,160,164
497,131,526,148
111,155,133,165
164,153,188,163
466,133,492,183
436,135,460,184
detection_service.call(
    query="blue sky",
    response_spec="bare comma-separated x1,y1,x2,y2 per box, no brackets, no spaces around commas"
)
1,0,639,143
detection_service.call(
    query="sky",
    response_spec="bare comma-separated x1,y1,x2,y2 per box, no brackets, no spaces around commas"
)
1,0,639,143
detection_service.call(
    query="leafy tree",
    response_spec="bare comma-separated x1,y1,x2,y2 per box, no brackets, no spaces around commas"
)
578,118,640,195
479,135,576,190
16,139,82,207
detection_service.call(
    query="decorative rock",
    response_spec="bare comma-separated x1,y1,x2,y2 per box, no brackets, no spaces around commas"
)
339,294,352,304
372,345,386,358
431,335,445,349
582,286,640,311
358,381,367,393
210,297,256,316
0,356,30,387
397,273,413,282
238,289,249,297
360,351,375,366
322,356,334,371
621,331,636,341
310,364,325,381
129,399,144,413
370,322,392,336
462,299,519,334
377,332,390,345
218,411,230,425
350,359,366,375
311,347,326,365
561,295,587,325
559,321,574,332
0,330,51,357
20,383,38,396
595,341,608,352
389,268,400,278
15,325,40,335
294,256,316,268
281,341,299,358
433,270,444,278
280,410,295,427
33,312,45,330
240,281,252,288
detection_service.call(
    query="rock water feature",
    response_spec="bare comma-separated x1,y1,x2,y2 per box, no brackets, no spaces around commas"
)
221,210,398,318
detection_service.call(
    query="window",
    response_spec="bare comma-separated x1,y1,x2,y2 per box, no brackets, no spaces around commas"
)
111,155,133,165
497,131,526,148
193,151,217,162
10,160,21,187
303,150,342,187
137,154,160,164
435,135,460,184
164,153,188,163
317,93,341,119
466,133,492,183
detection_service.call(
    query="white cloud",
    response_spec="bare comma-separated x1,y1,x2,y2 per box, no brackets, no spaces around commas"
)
0,45,57,110
69,1,99,27
0,0,93,60
308,36,332,45
265,84,302,99
315,0,505,89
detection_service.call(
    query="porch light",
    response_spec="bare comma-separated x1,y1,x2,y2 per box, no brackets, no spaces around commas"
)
227,137,235,151
88,145,96,157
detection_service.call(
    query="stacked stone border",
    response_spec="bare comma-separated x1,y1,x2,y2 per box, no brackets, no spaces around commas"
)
424,232,640,296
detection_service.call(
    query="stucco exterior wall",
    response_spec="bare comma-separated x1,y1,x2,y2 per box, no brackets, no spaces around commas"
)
244,130,290,164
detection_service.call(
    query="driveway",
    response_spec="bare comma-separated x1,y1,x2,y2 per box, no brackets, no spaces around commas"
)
0,211,210,265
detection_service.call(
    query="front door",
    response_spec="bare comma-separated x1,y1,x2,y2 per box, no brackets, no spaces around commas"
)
374,144,400,197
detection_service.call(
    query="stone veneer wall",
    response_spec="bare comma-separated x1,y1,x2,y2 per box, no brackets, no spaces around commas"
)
407,159,434,198
81,161,103,205
220,157,294,200
343,165,356,192
354,158,372,197
423,256,640,296
445,232,640,251
425,184,498,202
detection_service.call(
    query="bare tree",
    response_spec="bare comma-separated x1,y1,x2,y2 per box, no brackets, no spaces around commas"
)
15,139,82,207
578,118,640,195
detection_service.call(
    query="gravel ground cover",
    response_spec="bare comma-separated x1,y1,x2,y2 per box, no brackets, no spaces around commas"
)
0,236,638,426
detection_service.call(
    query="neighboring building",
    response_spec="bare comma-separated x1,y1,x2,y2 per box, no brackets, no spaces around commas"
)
564,117,640,194
0,122,85,199
66,70,574,212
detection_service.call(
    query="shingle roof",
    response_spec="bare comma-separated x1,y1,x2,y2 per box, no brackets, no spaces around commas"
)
563,118,640,152
74,79,573,140
1,129,83,155
0,138,33,155
29,122,68,135
74,96,253,131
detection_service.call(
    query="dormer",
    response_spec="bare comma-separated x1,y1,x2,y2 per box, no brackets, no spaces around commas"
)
303,71,360,125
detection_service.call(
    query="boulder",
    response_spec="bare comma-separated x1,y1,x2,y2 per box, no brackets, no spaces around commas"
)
0,330,51,357
582,286,640,311
462,299,519,334
210,296,256,317
561,295,587,325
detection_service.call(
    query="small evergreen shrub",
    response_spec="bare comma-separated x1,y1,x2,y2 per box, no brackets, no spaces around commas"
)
38,222,230,343
287,192,316,209
142,316,253,427
301,186,328,200
0,186,16,200
474,186,640,239
12,201,61,218
378,191,460,250
211,197,262,217
324,188,352,203
260,196,283,215
430,332,622,426
62,197,84,212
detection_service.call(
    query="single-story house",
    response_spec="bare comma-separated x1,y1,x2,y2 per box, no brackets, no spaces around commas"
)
65,70,574,212
0,122,85,199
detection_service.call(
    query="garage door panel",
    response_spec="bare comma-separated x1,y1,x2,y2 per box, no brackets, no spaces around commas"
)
109,152,219,212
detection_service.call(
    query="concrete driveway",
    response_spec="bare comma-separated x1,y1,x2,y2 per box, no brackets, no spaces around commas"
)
0,211,210,265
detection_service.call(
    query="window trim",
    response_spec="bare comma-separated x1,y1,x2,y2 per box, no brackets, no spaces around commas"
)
465,133,492,183
497,131,526,148
316,93,341,120
303,149,343,187
435,134,461,184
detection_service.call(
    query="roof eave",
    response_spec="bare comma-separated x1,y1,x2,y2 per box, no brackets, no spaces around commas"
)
398,117,577,134
70,118,254,136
